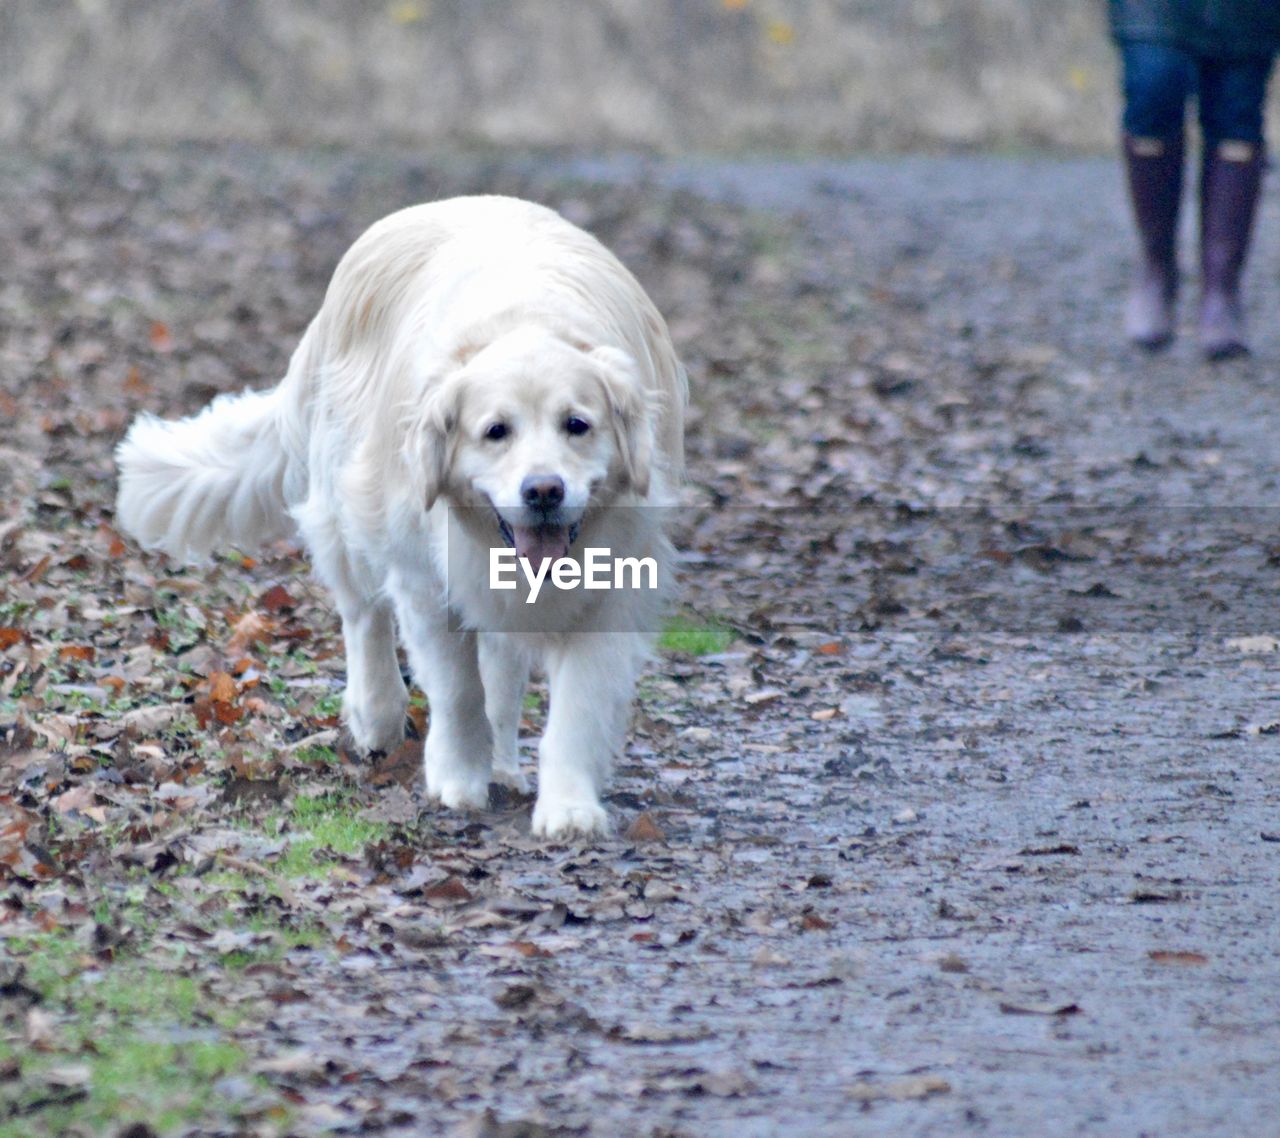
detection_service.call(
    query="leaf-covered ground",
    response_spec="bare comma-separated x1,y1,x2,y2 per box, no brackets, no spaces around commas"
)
1,146,1278,1137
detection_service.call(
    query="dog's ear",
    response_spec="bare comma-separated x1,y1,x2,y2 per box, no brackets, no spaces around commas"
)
406,373,462,511
590,346,654,498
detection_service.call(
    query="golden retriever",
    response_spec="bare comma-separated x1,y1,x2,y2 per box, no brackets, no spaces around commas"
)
115,196,686,838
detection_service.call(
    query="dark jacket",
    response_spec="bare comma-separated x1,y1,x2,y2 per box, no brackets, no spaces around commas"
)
1109,0,1280,58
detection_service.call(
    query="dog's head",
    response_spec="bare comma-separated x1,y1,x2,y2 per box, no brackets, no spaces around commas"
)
409,328,653,566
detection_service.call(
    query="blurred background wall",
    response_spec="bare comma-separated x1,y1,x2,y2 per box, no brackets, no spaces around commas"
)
1,0,1273,153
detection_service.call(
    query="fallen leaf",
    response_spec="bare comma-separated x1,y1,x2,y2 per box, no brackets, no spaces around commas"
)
1225,635,1279,653
226,610,275,655
25,1007,55,1048
253,1048,327,1076
624,812,666,844
122,365,151,396
424,876,473,904
148,321,173,352
208,671,238,704
41,1064,91,1088
615,1021,715,1044
999,999,1080,1016
848,1074,950,1102
477,940,552,960
1129,888,1183,904
19,555,50,584
51,786,98,817
118,704,181,736
1148,950,1208,966
493,983,539,1010
258,584,297,613
453,1108,568,1138
643,878,679,903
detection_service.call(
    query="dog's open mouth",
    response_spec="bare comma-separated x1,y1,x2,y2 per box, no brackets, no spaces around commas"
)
497,515,581,570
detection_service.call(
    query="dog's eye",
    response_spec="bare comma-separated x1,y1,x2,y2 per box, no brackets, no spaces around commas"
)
565,416,591,437
484,422,509,442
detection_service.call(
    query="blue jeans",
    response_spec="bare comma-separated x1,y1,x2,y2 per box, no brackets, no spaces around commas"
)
1121,40,1274,145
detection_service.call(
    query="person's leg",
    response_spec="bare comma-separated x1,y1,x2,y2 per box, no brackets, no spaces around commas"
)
1196,55,1273,359
1119,40,1194,348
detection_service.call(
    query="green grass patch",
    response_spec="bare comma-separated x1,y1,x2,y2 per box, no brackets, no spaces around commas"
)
275,791,389,877
0,931,279,1137
312,691,343,718
658,615,737,656
227,914,328,967
292,743,338,767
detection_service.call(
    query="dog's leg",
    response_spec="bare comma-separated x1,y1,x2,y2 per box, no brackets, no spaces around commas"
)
532,634,645,839
393,588,493,810
336,597,408,755
303,517,407,754
479,633,530,793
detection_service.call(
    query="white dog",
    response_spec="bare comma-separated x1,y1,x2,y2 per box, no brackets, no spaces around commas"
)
115,196,687,838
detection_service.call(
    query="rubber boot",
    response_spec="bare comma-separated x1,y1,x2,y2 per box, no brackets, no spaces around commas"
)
1122,133,1184,349
1198,141,1264,361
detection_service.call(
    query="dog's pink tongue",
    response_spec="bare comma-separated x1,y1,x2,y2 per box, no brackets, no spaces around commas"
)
513,525,569,571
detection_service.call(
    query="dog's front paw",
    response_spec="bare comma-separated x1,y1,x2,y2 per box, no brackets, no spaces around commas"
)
531,796,610,840
491,759,530,795
426,770,490,811
344,692,408,756
424,745,490,810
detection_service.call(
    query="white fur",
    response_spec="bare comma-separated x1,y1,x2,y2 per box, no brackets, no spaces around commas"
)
114,196,687,839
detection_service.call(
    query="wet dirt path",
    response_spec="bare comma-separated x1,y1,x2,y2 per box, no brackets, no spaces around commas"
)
1,147,1278,1136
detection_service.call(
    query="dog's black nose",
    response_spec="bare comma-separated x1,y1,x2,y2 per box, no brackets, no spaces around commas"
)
521,475,565,511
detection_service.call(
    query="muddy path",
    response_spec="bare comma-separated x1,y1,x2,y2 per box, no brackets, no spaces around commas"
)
1,146,1278,1137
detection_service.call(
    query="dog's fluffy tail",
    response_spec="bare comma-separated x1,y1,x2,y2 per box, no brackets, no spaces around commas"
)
115,387,297,562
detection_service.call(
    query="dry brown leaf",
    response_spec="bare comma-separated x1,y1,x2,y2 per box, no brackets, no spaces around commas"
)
477,940,552,960
19,555,50,584
148,321,174,352
1148,950,1208,966
122,367,150,399
57,644,96,663
258,584,297,613
208,671,238,704
423,876,473,904
226,610,275,655
51,786,97,816
624,812,666,844
0,797,35,854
